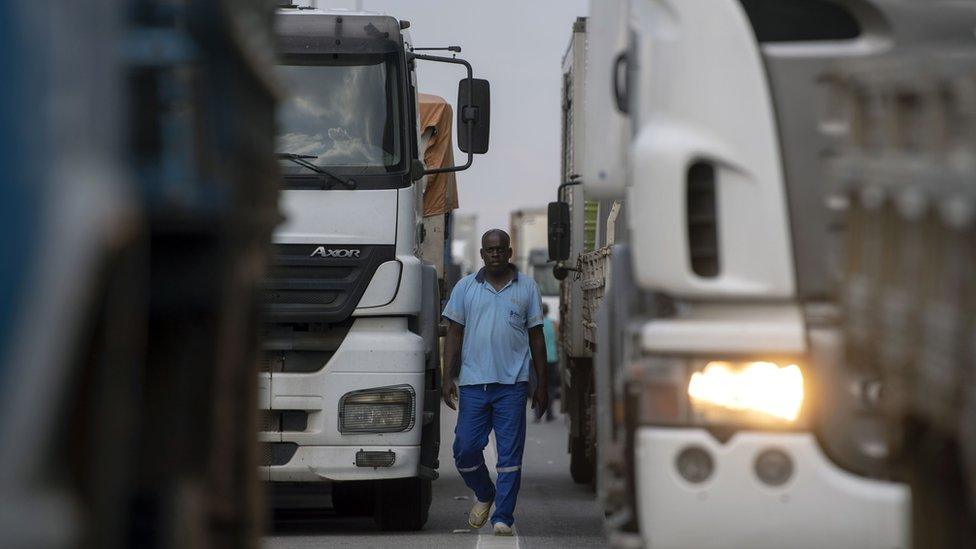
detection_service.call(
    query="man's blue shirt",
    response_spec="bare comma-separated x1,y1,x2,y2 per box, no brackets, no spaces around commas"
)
442,266,545,386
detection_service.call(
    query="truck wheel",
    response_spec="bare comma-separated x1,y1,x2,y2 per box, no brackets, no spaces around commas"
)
570,434,596,484
373,477,432,531
332,481,376,517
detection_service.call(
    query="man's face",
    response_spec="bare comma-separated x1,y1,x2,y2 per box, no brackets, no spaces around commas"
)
480,232,512,270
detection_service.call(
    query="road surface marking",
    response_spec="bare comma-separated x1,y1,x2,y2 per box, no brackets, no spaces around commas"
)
474,432,520,548
476,527,521,549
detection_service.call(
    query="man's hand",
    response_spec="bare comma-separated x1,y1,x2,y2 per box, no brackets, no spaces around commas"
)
532,381,548,414
528,324,549,413
443,377,458,410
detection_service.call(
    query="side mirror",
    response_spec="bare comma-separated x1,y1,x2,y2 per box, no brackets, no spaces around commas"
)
410,52,488,176
457,78,490,154
548,201,571,262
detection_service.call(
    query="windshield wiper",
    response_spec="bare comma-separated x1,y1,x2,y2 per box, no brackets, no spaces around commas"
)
277,153,357,189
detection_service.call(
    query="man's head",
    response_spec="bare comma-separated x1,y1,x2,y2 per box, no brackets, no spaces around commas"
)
542,303,550,316
480,229,513,275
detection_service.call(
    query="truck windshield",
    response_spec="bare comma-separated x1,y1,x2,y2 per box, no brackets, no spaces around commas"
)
276,54,403,176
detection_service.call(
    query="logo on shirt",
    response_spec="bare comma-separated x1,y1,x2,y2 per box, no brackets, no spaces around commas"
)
310,247,361,258
508,309,525,328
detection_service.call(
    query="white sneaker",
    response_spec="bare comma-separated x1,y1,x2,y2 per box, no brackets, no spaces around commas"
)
493,522,513,536
468,499,491,528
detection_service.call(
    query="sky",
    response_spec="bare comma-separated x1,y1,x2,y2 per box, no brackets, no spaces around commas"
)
322,0,589,239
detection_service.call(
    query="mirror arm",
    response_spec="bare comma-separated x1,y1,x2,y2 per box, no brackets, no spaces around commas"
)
557,175,583,202
552,262,579,281
408,52,472,72
423,123,473,174
408,52,478,175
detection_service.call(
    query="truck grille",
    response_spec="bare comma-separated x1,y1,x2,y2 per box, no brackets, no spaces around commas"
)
261,442,299,466
263,244,395,323
261,320,353,372
260,410,278,432
265,290,340,305
260,410,309,432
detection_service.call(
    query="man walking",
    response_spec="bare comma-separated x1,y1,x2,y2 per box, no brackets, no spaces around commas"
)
442,229,549,536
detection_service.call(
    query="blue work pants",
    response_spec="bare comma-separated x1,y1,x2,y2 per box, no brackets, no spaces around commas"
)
453,382,528,527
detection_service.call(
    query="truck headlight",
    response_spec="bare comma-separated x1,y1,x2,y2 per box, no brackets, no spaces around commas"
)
688,361,804,423
339,385,416,433
630,357,806,429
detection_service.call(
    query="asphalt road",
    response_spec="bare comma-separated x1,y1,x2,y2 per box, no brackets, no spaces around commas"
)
263,401,606,549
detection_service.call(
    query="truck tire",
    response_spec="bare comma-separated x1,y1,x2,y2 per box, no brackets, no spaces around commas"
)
373,477,432,531
332,481,376,517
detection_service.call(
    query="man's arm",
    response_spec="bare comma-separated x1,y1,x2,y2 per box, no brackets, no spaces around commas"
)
442,319,464,410
528,325,549,412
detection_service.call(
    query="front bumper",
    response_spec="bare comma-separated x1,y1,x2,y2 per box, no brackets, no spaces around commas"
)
265,444,421,482
259,317,427,482
634,428,910,549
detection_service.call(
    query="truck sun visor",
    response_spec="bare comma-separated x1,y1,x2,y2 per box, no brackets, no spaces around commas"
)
276,14,403,55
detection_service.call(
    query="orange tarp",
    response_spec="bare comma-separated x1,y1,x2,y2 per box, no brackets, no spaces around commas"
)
419,93,459,216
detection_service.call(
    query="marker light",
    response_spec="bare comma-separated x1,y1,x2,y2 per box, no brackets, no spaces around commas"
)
687,361,804,422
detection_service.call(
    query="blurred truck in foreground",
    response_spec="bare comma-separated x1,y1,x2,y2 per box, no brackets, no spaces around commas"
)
261,4,490,531
549,0,976,547
0,0,279,547
825,32,976,547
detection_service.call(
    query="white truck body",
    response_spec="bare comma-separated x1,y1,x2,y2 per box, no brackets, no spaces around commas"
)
510,208,547,275
510,208,559,317
260,7,490,529
570,0,944,546
261,9,430,488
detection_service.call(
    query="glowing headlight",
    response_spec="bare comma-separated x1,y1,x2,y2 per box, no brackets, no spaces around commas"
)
688,361,804,422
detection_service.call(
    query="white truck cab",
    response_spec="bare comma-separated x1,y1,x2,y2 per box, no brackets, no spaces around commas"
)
549,0,975,546
261,5,490,531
